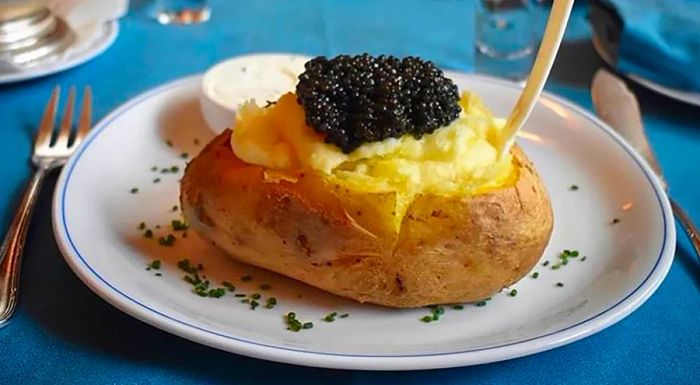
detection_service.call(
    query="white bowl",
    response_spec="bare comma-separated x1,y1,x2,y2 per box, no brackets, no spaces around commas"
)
199,53,311,133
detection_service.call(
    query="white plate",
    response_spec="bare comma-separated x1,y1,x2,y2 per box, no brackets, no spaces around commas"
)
592,33,700,108
0,21,117,84
52,72,675,370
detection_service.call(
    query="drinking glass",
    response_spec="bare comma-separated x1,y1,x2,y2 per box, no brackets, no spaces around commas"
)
146,0,210,25
475,0,535,80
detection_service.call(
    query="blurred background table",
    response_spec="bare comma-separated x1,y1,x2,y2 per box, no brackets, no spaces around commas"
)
1,1,699,383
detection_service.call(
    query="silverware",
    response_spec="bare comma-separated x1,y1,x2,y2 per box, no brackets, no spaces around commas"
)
591,69,700,262
0,85,92,327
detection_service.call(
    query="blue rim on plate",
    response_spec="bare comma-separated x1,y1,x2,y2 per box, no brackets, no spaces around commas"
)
52,74,676,370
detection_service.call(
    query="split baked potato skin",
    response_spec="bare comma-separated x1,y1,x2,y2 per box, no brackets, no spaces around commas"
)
181,130,553,308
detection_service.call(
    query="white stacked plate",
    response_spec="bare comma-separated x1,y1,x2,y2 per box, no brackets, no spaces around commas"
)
0,3,117,83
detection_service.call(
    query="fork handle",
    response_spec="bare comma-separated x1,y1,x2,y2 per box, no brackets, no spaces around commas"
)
0,167,48,327
671,198,700,264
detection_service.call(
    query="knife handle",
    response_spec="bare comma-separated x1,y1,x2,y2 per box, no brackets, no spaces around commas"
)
591,70,666,187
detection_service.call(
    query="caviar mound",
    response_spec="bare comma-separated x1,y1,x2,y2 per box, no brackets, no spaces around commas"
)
296,54,461,153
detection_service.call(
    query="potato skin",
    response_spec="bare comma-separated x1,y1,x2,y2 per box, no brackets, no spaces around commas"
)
181,130,553,308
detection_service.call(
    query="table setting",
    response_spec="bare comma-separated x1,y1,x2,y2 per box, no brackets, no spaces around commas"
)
1,0,699,384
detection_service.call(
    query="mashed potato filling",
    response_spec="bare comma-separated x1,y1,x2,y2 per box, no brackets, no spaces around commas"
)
231,92,516,222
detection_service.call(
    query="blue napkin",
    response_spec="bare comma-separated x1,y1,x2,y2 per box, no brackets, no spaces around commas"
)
605,0,700,92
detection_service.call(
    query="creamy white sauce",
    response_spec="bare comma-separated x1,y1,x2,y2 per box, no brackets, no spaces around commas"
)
203,54,310,109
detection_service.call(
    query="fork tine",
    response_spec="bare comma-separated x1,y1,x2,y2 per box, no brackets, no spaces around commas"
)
72,86,92,147
54,86,76,148
35,86,60,149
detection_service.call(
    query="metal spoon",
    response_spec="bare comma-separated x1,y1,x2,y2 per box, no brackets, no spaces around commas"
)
498,0,575,156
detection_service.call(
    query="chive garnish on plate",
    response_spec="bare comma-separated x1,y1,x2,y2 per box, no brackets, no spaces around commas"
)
158,234,176,246
171,220,189,231
323,312,338,322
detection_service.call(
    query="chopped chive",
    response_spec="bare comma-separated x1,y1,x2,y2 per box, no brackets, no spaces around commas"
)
158,234,176,246
177,258,196,274
556,282,565,287
425,306,445,322
611,218,620,224
339,313,349,318
222,281,235,291
260,284,271,291
180,153,189,159
171,220,189,231
251,293,261,300
138,222,146,230
508,289,518,297
265,297,277,309
531,272,539,278
542,261,550,267
160,168,170,174
475,301,487,307
171,205,178,212
250,300,260,310
453,304,464,310
151,166,158,172
234,293,246,298
323,312,338,322
148,260,161,270
569,185,579,191
302,322,313,329
143,229,153,238
552,264,561,270
285,312,303,332
155,273,162,277
130,188,139,194
170,166,179,173
421,315,433,323
153,178,161,183
183,275,196,285
166,140,173,147
240,298,250,304
208,288,226,298
581,256,587,262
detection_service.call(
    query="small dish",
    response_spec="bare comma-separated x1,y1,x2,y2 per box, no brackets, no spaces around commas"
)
199,53,310,133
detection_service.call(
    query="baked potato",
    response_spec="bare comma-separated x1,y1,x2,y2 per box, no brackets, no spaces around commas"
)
180,130,553,308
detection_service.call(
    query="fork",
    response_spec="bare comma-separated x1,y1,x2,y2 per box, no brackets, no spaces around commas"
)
0,86,92,327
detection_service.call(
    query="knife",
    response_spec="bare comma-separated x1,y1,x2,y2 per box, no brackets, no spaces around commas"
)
591,69,700,262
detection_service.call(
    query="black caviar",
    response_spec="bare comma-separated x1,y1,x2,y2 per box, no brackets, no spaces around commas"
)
296,54,461,153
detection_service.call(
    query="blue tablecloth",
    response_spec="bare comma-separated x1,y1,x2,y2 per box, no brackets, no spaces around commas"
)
1,1,699,384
